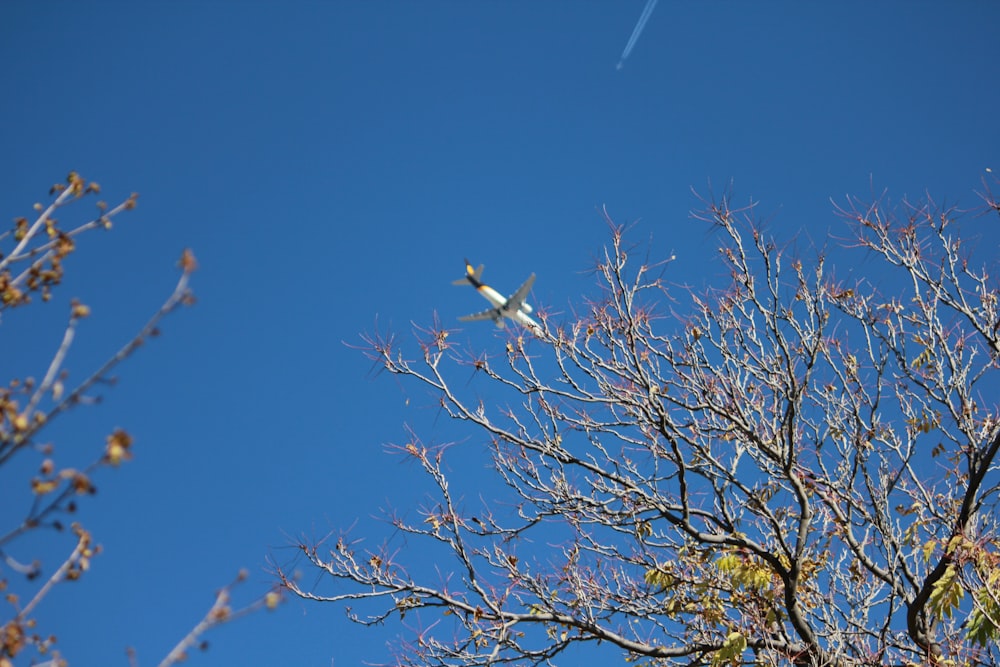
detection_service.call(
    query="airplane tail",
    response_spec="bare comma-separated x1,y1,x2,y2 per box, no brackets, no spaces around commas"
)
452,259,484,286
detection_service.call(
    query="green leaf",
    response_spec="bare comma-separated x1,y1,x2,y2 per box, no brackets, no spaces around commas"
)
965,585,1000,646
711,631,747,667
644,567,674,590
922,540,936,563
927,564,964,620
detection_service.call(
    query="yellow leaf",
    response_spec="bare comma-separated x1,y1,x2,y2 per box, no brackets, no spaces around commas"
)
104,428,133,466
31,478,58,495
12,414,29,432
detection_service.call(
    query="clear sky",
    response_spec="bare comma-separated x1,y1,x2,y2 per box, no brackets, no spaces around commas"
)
1,2,997,665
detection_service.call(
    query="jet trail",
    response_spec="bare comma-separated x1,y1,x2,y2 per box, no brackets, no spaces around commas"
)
616,0,659,70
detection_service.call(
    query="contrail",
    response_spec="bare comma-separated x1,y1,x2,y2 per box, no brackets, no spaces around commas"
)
616,0,659,70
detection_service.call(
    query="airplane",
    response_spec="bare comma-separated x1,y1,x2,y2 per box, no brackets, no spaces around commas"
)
453,259,541,331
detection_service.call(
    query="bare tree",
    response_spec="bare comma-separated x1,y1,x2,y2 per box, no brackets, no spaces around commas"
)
283,180,1000,667
0,174,279,667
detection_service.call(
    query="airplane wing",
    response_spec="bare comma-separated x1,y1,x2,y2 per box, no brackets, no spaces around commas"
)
458,309,499,323
505,274,536,313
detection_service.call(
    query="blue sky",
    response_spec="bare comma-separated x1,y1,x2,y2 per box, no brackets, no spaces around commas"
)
1,2,997,665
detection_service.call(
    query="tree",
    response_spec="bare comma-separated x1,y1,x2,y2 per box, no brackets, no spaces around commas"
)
1,174,279,667
282,180,1000,667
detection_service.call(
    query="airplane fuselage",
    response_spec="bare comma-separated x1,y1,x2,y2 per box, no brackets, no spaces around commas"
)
455,260,540,331
466,273,529,313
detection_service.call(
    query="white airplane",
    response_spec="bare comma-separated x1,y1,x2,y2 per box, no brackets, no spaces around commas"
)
453,259,540,331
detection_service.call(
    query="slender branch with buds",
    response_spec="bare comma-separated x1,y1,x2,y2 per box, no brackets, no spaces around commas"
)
1,174,278,667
